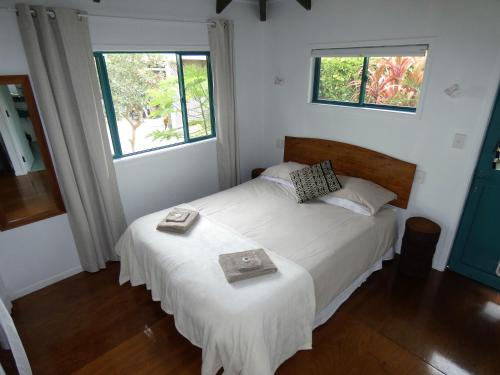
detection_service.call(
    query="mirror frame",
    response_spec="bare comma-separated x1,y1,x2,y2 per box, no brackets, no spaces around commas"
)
0,75,65,230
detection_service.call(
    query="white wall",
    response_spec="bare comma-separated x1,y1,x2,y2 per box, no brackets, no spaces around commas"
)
0,0,266,298
114,140,219,223
0,215,81,299
261,0,500,270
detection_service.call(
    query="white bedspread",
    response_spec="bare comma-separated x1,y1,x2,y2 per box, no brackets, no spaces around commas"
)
116,205,315,375
117,178,397,374
191,178,397,312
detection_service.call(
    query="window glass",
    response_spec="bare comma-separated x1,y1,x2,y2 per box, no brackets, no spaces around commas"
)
364,56,426,108
104,53,184,155
181,55,213,140
317,57,363,103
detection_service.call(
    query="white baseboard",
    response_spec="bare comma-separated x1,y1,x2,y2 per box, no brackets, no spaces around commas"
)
10,266,83,300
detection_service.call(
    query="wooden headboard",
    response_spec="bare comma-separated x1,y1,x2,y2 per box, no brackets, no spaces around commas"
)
284,136,417,209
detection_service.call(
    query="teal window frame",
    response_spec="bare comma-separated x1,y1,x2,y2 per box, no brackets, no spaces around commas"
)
312,56,418,113
94,51,216,159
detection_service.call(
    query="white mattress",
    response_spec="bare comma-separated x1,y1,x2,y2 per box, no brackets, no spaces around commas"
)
190,177,397,312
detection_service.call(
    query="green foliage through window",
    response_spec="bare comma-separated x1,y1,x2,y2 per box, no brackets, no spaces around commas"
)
94,52,215,158
317,57,363,103
313,53,427,112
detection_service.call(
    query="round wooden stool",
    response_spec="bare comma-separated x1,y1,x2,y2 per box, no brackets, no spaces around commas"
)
399,217,441,277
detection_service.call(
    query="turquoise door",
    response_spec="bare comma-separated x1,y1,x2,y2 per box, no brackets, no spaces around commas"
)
448,87,500,290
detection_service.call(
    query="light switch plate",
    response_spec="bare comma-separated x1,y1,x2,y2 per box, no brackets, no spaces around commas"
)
452,133,467,149
276,139,284,149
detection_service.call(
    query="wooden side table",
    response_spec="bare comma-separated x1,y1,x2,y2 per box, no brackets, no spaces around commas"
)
399,217,441,277
251,168,266,179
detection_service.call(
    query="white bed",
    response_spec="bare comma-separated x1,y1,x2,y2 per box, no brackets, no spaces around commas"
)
190,177,398,314
116,136,416,375
116,177,397,375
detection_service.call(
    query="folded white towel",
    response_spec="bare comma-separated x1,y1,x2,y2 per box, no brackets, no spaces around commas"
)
219,249,278,283
238,251,262,271
157,208,199,233
165,209,190,222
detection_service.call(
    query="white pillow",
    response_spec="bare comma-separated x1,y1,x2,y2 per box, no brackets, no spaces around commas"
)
320,175,397,215
318,195,371,216
260,175,295,190
261,162,307,182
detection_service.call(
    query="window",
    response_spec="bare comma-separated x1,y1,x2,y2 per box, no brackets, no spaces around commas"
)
94,52,216,158
311,45,428,112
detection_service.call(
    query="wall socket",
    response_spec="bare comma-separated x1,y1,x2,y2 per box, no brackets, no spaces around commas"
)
276,139,284,149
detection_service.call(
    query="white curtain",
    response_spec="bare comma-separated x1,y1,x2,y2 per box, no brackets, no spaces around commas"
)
208,19,240,190
16,4,126,272
0,300,32,375
0,274,11,350
0,275,31,374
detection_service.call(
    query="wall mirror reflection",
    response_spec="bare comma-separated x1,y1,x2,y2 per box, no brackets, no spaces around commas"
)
0,75,64,230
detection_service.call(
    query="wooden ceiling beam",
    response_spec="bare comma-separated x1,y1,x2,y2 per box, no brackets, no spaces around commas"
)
296,0,312,11
260,0,267,21
216,0,310,21
216,0,233,14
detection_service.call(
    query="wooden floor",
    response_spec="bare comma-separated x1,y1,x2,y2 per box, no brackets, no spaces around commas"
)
1,258,499,375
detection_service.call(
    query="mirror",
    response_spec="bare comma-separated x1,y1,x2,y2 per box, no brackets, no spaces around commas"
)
0,75,64,230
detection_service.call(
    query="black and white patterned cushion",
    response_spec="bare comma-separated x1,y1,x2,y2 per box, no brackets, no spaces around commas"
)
289,164,328,203
319,160,342,192
289,160,342,203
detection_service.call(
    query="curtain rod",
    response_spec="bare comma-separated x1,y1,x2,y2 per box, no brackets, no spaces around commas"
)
0,7,215,25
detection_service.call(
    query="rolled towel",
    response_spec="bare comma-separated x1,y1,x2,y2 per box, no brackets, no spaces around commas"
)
219,249,278,283
157,208,199,233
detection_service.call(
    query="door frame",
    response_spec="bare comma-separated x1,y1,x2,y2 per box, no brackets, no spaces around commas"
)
448,85,500,290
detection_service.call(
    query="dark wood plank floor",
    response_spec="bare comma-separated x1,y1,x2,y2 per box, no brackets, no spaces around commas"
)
1,258,498,375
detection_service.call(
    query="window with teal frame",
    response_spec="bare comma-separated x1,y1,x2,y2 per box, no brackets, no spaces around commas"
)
94,51,216,158
311,44,428,113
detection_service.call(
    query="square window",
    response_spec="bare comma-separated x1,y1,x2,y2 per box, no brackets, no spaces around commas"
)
94,52,216,158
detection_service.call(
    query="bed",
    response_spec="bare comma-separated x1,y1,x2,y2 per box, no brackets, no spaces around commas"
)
116,136,416,375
